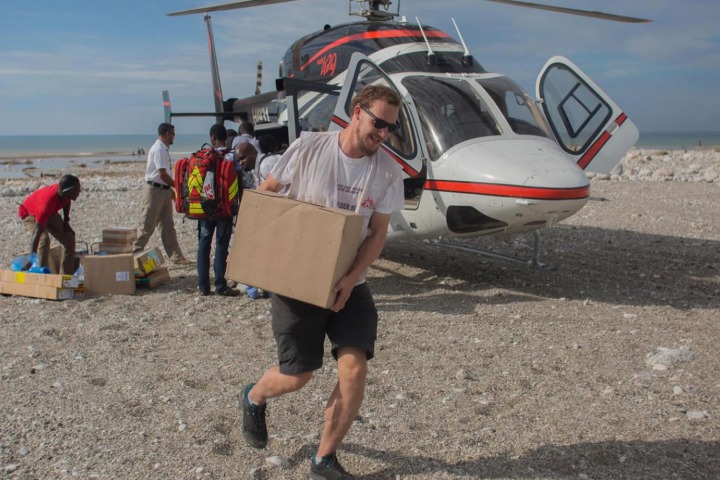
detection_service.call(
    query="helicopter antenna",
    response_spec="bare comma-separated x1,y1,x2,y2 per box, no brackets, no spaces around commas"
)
451,18,474,67
415,18,436,66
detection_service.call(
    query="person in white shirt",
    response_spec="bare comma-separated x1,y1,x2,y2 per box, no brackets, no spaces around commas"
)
133,123,190,265
240,84,404,480
256,134,283,185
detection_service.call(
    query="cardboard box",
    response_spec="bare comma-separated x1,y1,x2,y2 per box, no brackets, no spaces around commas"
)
83,254,136,295
136,266,170,289
48,244,63,274
1,269,79,289
134,247,165,275
0,281,73,300
102,227,138,245
227,190,364,308
97,243,134,254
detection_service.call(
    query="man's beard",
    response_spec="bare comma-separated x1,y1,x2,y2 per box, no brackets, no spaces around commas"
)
354,125,380,156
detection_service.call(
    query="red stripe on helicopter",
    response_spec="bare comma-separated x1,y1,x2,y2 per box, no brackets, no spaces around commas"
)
301,29,452,72
332,115,420,177
425,180,590,200
577,113,628,170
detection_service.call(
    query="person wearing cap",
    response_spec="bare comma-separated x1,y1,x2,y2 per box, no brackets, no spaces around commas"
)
133,123,191,265
18,174,82,274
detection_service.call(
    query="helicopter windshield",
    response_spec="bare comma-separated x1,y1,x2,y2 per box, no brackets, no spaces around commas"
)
475,76,551,139
402,76,502,161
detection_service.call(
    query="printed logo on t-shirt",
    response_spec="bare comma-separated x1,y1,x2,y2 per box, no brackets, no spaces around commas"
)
337,183,363,211
360,197,376,209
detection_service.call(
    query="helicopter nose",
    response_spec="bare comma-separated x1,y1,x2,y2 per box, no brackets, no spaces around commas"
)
428,138,591,234
436,138,589,191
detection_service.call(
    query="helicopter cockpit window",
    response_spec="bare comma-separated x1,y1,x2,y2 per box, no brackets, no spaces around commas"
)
342,60,416,159
402,76,501,161
476,77,551,139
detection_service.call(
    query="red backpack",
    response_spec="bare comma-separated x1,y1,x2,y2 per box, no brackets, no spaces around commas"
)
174,145,240,219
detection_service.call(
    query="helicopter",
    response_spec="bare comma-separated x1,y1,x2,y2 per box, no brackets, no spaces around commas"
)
163,0,650,268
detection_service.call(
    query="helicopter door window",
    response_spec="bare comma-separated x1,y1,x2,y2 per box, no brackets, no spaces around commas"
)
477,77,551,138
297,92,338,132
343,60,416,159
538,65,611,153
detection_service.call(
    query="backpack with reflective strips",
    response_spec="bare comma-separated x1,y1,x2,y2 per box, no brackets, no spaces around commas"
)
174,144,240,219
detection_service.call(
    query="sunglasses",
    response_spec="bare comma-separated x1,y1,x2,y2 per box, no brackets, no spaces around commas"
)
360,105,399,133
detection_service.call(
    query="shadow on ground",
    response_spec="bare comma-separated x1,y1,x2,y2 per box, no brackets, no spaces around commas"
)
371,224,719,314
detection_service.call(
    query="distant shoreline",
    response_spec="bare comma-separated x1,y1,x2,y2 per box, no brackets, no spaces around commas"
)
1,144,718,165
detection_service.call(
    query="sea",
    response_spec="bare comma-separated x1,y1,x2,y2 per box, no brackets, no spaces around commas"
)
0,131,718,180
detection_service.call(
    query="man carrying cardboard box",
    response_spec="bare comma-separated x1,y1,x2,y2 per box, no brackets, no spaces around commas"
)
240,85,404,480
18,174,81,274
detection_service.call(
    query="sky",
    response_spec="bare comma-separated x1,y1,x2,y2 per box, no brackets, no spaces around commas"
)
0,0,718,135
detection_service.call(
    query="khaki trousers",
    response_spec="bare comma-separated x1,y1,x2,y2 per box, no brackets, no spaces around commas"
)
134,183,183,260
22,214,76,274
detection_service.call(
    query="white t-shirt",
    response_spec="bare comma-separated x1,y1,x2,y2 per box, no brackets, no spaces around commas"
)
257,153,281,184
145,139,171,185
270,131,404,283
336,147,370,212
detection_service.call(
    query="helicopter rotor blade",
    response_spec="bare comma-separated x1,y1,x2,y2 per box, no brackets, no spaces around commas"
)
483,0,651,23
168,0,298,16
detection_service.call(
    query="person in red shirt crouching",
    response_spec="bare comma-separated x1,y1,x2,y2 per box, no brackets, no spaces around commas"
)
18,174,81,274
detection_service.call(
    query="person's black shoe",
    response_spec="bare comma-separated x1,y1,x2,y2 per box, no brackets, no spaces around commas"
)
217,287,240,297
240,383,267,449
199,290,212,296
310,453,356,480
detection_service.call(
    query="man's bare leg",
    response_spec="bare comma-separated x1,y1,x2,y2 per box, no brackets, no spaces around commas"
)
316,347,367,458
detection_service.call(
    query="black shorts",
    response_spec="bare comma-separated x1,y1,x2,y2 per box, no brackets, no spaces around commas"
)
270,282,378,375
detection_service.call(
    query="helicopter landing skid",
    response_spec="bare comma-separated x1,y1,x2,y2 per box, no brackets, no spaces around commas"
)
430,231,557,270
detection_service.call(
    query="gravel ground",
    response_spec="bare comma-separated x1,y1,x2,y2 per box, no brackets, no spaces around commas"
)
1,149,719,479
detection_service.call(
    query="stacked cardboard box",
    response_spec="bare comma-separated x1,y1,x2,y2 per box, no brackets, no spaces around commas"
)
0,269,77,300
134,247,170,289
83,254,136,295
136,266,170,289
97,227,137,254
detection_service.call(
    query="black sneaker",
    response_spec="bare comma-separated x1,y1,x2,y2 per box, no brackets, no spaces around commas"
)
310,453,356,480
240,383,267,449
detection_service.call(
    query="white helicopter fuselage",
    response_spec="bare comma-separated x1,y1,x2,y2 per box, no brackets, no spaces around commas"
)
387,134,591,240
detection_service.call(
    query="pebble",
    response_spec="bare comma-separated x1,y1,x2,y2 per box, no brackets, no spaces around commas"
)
646,347,696,368
265,455,290,468
686,410,710,420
